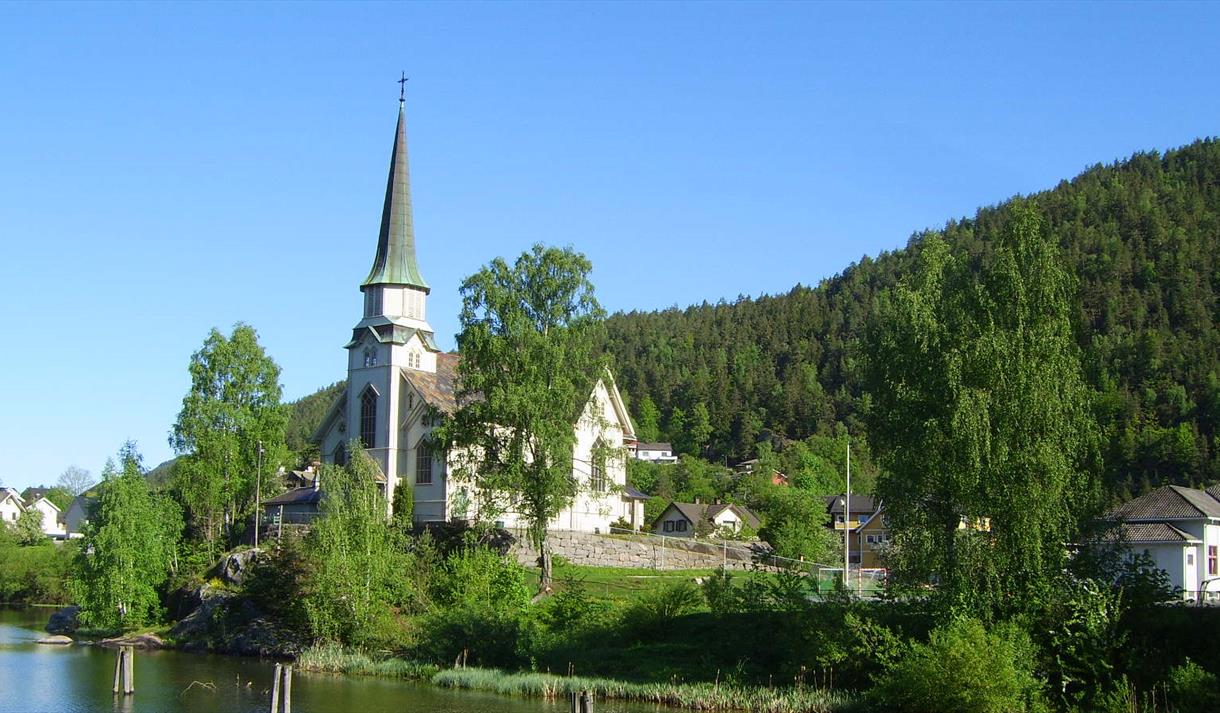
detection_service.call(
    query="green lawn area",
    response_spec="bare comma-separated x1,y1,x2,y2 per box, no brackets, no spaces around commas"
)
525,562,748,604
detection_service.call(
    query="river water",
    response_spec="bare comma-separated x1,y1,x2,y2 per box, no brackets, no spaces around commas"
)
0,608,662,713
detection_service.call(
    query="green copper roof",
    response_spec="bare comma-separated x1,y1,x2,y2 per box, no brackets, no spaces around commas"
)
362,102,429,291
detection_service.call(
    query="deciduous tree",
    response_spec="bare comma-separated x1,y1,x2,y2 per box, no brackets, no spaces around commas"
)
437,244,605,594
169,323,288,550
863,204,1100,618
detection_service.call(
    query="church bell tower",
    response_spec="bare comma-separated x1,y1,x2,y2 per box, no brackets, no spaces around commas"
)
340,85,440,500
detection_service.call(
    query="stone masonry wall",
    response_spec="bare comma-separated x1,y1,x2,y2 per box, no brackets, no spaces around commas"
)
511,530,769,571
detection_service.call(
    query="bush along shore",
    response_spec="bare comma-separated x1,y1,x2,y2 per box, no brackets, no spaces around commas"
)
297,644,856,713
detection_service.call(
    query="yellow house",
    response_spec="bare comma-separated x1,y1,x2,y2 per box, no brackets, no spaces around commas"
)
852,505,890,569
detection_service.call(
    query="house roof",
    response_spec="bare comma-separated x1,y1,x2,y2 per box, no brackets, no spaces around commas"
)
21,487,52,504
825,495,877,515
1119,522,1201,545
623,484,649,500
663,501,760,529
263,487,324,507
1108,485,1220,521
636,442,673,451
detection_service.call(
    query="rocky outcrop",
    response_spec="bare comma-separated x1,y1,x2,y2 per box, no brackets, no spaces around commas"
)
45,605,80,634
208,549,262,587
36,635,73,645
99,633,167,649
170,582,303,657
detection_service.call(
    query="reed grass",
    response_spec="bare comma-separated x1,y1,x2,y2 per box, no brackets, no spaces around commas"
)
296,643,438,680
431,666,856,712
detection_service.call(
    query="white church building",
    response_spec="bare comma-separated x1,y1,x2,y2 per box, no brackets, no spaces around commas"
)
314,97,644,533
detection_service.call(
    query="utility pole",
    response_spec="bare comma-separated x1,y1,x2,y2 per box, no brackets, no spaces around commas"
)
254,441,265,549
843,436,851,589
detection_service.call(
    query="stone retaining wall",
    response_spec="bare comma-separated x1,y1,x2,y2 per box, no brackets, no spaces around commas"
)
511,530,770,571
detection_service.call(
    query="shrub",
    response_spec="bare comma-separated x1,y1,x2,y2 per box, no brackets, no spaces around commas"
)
870,617,1047,713
624,580,703,633
1165,659,1220,713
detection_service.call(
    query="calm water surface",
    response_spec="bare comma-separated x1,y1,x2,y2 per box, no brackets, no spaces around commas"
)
0,608,664,713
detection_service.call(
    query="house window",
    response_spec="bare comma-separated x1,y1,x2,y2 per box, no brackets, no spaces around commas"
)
1187,552,1195,566
1210,546,1218,576
360,387,377,448
416,446,432,485
866,534,876,545
675,520,687,533
663,521,674,533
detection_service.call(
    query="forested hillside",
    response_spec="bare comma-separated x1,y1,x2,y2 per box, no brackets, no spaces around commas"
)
287,140,1220,500
601,140,1220,499
285,381,345,456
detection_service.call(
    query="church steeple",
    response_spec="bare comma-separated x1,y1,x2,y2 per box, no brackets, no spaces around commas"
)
363,93,429,292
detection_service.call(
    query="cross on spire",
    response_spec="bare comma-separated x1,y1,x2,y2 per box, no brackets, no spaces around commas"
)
398,72,408,103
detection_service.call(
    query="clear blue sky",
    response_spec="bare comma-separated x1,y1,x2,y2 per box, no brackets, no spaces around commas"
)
1,1,1217,490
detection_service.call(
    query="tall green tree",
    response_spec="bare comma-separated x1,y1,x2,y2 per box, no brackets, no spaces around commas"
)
169,323,288,549
303,442,411,646
72,442,181,630
635,396,661,443
13,508,46,546
436,244,605,593
863,205,1100,618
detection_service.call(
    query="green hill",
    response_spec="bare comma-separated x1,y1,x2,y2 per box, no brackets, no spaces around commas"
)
286,140,1220,499
601,140,1220,499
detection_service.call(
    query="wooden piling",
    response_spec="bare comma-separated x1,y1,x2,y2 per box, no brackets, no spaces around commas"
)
580,689,593,713
112,648,122,694
270,663,281,713
124,646,134,694
282,664,292,713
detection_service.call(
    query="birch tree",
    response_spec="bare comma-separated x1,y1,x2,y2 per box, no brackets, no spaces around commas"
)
437,244,605,594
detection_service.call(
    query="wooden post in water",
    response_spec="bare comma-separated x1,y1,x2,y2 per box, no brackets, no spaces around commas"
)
112,648,122,694
569,691,578,713
282,664,293,713
579,689,593,713
270,663,282,713
124,646,134,694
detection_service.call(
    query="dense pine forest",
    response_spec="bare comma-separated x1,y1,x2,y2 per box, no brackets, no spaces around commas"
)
290,139,1220,501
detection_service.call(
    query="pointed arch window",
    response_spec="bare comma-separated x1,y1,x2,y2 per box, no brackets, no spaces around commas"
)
360,386,378,448
363,346,378,368
416,445,433,485
591,439,607,492
333,442,348,467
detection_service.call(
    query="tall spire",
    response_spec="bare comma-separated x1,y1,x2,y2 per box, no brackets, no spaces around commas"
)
362,90,429,291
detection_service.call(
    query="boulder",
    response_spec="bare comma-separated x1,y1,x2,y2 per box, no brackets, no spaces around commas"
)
45,605,80,635
99,633,166,649
208,548,262,587
36,635,73,645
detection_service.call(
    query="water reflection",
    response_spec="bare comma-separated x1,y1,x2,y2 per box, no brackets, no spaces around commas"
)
0,608,662,713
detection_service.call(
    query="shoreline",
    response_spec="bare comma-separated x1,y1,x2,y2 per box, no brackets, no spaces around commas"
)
295,643,857,713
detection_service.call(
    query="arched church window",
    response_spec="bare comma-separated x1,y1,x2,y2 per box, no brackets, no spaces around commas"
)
591,439,607,492
416,445,432,485
360,386,378,448
364,288,382,317
363,347,378,368
333,442,347,467
407,350,421,369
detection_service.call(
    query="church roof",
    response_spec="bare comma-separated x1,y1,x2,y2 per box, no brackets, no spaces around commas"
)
362,101,429,292
402,353,462,413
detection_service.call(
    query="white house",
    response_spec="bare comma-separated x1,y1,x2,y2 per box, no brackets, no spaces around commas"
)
26,497,66,538
0,488,24,526
1108,484,1220,603
633,443,678,463
313,98,640,534
653,501,760,538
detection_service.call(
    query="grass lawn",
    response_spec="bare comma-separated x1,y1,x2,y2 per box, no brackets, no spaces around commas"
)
524,562,749,604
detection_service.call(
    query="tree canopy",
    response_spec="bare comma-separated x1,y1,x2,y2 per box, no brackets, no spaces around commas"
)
437,244,606,592
169,323,288,549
